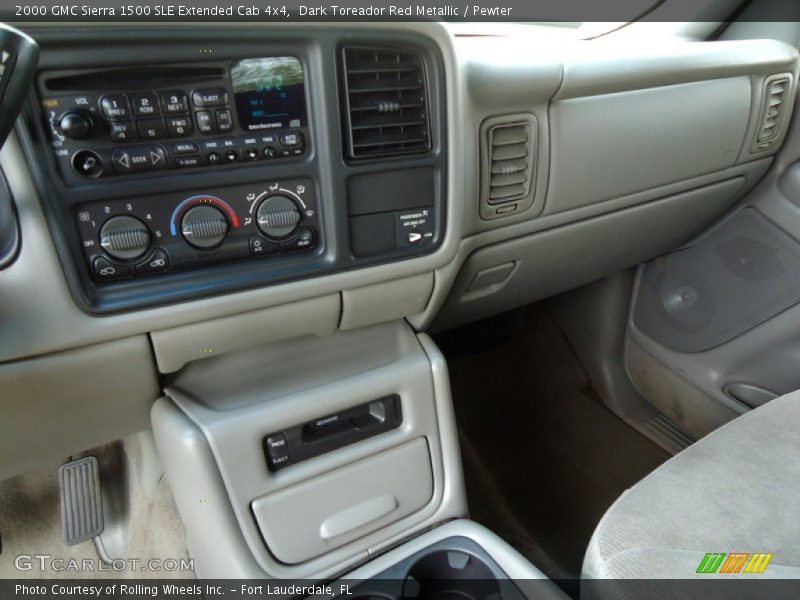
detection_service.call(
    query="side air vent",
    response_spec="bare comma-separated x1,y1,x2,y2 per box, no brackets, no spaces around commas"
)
751,74,794,153
480,115,537,220
342,46,431,159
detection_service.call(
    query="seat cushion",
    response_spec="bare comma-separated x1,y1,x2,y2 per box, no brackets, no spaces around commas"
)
583,390,800,581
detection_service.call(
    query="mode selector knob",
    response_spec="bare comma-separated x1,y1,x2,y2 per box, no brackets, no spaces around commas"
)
256,195,300,239
181,204,229,249
99,215,151,261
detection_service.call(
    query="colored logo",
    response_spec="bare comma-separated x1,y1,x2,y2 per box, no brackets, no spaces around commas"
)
697,552,773,574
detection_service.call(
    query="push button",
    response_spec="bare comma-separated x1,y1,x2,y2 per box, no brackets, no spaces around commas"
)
135,248,169,275
108,121,135,143
131,92,160,116
285,228,316,251
216,109,233,133
192,88,228,107
111,144,167,173
250,235,281,256
195,110,214,134
243,147,259,161
93,256,131,280
166,116,193,137
161,91,188,114
136,118,165,140
176,155,201,168
100,94,129,119
265,433,288,453
173,141,199,155
279,132,303,147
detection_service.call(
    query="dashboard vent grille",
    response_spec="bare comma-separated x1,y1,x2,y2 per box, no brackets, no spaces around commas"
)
487,120,534,204
342,46,431,159
752,74,793,152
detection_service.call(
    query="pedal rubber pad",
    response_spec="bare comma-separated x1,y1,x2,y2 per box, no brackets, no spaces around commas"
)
58,456,104,545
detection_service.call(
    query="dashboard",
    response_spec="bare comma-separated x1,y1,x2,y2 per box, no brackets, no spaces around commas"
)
22,27,447,313
0,24,798,485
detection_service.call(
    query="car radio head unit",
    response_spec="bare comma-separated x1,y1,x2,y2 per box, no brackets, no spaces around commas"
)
37,57,310,185
231,56,307,132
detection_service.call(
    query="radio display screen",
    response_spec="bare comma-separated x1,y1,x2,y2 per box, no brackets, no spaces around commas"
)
231,57,307,131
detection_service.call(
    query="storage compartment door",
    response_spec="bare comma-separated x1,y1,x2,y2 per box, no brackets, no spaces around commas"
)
252,438,433,564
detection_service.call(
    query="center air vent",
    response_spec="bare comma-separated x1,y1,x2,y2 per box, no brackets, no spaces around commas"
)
480,115,537,220
342,46,431,159
752,73,794,153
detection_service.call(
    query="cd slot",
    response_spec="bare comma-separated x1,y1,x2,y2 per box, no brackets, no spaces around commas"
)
44,65,226,91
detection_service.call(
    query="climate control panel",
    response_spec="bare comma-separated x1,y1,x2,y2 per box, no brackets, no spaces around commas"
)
75,178,319,281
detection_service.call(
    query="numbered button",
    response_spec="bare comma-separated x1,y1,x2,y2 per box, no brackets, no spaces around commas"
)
137,118,165,140
100,94,129,119
108,121,135,143
166,116,194,137
131,92,159,116
161,90,188,114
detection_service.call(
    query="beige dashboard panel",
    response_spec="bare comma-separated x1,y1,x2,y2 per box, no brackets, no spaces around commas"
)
150,294,341,373
547,77,751,215
0,336,158,481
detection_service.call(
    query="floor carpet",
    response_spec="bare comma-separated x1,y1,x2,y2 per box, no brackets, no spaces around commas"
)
435,306,670,585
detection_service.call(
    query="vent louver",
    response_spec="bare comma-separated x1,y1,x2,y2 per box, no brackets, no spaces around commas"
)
342,46,431,159
752,74,793,153
480,116,537,219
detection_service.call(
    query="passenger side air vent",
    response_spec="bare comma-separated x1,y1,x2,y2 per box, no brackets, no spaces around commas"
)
341,46,431,159
480,115,537,220
751,74,794,153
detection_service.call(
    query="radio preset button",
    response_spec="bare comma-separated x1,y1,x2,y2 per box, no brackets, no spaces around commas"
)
100,94,129,119
166,116,193,137
173,141,199,154
161,91,188,114
216,109,233,133
132,92,160,116
108,121,134,143
192,88,228,107
136,118,165,140
195,110,214,134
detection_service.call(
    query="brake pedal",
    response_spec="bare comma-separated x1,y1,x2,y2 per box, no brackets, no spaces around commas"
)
58,456,104,545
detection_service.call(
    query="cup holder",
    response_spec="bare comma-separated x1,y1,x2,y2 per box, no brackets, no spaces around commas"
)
401,550,501,600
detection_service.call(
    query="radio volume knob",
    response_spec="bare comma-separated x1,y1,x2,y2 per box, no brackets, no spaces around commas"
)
99,215,151,260
256,195,301,239
58,110,93,140
181,204,229,249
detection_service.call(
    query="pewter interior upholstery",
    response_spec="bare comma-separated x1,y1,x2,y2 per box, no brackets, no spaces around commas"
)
584,390,800,582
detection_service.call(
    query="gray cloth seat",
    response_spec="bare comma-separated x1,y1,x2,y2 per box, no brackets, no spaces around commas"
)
583,390,800,582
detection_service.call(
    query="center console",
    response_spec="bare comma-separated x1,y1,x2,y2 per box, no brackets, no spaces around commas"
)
21,28,447,313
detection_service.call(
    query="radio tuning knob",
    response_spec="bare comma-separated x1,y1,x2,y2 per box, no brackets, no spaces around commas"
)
181,204,229,249
99,215,151,261
58,110,93,140
256,195,301,239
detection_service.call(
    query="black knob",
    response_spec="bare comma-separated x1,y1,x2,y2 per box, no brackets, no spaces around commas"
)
58,111,92,140
256,195,301,239
181,204,229,249
99,215,150,261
